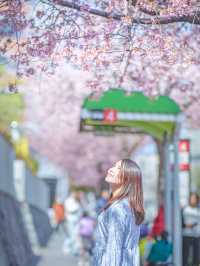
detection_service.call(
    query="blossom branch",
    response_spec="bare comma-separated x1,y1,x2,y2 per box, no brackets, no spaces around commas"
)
52,0,200,24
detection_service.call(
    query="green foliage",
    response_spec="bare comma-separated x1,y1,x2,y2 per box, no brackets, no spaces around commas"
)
0,92,38,174
0,93,24,131
0,65,4,75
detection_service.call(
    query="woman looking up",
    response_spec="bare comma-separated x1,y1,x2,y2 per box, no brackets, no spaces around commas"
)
92,158,145,266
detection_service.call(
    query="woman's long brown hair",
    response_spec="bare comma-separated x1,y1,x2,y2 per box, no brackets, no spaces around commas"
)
104,159,145,225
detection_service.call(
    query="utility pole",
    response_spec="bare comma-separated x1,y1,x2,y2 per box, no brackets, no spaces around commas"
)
172,117,182,266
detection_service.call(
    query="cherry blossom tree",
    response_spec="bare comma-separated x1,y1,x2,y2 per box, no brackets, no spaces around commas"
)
0,1,200,78
1,1,200,114
2,0,200,185
21,66,143,186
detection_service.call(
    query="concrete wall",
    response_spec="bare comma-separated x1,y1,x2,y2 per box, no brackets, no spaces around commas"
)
30,206,53,247
25,168,50,211
0,235,9,266
25,168,52,246
0,135,16,197
0,135,52,264
0,192,38,266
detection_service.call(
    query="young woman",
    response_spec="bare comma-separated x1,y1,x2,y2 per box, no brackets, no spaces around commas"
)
92,158,145,266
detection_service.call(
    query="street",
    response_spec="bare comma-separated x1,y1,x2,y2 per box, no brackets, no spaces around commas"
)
37,232,78,266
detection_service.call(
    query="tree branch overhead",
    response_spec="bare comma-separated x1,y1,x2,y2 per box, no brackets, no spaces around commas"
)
53,0,200,25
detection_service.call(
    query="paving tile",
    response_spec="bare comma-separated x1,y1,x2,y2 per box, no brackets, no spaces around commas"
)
37,232,78,266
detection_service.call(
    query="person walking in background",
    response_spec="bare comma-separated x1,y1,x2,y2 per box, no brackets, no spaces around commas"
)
62,191,83,255
79,211,95,258
96,189,109,215
92,158,145,266
85,191,98,218
150,204,165,238
145,231,172,266
141,234,156,265
182,192,200,266
139,223,151,265
52,199,66,233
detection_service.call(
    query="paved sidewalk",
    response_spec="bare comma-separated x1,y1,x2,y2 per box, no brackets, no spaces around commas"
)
37,232,78,266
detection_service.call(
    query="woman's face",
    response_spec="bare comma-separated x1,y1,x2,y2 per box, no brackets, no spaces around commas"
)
190,194,198,207
105,160,122,185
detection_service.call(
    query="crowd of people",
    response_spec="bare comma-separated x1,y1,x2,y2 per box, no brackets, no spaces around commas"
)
139,192,200,266
139,206,172,266
50,188,200,266
50,189,109,264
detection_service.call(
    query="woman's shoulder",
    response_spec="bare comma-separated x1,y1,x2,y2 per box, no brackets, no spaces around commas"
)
108,198,130,217
106,199,141,229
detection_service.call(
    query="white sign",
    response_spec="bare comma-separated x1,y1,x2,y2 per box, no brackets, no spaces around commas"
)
13,160,26,202
179,171,190,207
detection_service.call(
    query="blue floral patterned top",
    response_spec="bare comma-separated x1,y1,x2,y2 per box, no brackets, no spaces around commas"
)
92,197,140,266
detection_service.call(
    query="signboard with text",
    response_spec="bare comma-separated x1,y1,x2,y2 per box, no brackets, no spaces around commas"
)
179,139,190,206
103,109,117,123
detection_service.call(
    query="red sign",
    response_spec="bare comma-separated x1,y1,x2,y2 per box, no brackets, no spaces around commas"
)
179,139,190,171
179,140,190,152
104,109,117,123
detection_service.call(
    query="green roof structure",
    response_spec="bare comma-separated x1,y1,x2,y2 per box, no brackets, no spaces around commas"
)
80,89,181,140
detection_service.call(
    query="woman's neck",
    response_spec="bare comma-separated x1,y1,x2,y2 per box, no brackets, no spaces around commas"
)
112,186,122,198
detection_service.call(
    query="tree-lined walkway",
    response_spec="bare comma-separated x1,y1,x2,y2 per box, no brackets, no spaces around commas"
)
37,232,78,266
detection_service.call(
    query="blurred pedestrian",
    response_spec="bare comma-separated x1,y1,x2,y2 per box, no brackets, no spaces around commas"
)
52,199,66,233
92,158,145,266
62,191,83,255
139,224,150,265
182,192,200,266
83,191,97,218
140,223,149,239
145,231,172,266
79,211,95,255
150,204,165,238
96,188,109,214
141,234,156,264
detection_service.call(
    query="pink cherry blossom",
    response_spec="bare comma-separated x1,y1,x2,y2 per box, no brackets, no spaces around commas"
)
2,0,200,185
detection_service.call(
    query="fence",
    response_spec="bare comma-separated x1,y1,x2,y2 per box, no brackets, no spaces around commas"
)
0,135,16,197
0,134,52,265
25,168,50,211
25,168,52,246
0,191,38,266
